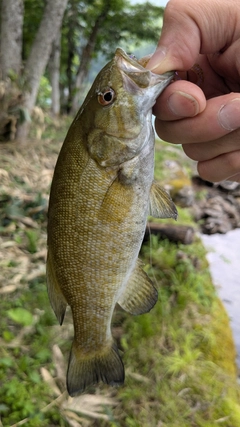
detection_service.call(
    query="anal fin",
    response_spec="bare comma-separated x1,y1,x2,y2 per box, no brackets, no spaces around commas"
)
150,180,178,219
46,249,67,325
118,259,158,315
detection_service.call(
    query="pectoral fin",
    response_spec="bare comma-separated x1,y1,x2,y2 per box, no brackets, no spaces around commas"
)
118,259,158,315
149,181,178,219
46,249,67,325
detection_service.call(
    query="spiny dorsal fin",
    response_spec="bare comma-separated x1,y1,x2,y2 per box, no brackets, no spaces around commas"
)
118,259,158,315
149,181,178,219
46,249,67,325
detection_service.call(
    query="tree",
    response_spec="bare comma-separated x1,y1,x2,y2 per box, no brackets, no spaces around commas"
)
70,0,121,114
49,32,61,116
0,0,23,79
0,0,164,139
0,0,24,141
0,0,68,141
61,0,164,114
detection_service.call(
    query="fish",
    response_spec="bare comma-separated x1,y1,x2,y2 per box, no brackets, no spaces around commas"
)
46,47,177,397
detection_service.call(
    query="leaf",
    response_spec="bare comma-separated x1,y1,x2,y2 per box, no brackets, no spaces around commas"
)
7,308,33,326
0,284,18,294
40,367,61,396
0,403,9,413
63,394,118,421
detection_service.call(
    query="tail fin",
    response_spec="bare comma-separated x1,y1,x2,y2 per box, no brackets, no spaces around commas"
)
67,340,124,396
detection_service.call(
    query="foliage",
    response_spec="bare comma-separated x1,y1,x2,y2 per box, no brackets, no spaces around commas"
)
1,0,164,140
1,0,164,141
22,0,45,60
61,0,164,110
78,0,164,57
37,76,52,109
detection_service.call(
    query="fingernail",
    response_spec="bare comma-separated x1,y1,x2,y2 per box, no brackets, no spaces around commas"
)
147,47,167,71
218,98,240,131
168,91,199,117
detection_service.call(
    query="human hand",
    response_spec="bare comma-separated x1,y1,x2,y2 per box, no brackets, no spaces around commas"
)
147,0,240,182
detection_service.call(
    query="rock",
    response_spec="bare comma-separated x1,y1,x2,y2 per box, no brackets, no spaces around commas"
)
202,215,232,234
217,180,240,191
191,176,240,234
174,185,195,207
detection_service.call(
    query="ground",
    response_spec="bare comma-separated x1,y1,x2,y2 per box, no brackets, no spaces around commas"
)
0,126,240,427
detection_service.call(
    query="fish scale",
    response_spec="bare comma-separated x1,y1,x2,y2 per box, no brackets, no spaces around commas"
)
47,48,177,396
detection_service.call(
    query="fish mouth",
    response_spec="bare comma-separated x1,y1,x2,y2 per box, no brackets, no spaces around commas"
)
115,48,174,95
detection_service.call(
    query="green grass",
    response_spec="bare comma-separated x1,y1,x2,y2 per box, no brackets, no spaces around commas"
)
113,238,239,426
0,283,63,426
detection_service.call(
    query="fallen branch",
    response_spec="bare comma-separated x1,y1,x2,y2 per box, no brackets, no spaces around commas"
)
144,222,195,245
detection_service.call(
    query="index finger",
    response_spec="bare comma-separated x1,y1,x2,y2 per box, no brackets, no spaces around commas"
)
153,79,206,121
155,94,240,144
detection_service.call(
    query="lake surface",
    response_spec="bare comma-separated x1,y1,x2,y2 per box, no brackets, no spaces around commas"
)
201,229,240,370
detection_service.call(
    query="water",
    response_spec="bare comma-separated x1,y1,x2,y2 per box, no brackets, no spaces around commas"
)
201,229,240,369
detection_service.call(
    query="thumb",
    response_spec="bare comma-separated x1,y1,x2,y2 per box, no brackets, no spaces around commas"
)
146,0,239,74
146,1,201,73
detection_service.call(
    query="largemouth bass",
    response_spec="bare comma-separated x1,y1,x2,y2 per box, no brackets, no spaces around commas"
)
47,48,177,396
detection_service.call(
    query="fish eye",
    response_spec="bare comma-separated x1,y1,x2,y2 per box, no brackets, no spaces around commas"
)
98,88,115,106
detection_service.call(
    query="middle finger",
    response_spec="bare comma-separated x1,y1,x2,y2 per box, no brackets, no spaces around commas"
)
182,127,240,161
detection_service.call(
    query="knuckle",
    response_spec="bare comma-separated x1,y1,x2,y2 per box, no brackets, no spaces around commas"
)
224,150,240,172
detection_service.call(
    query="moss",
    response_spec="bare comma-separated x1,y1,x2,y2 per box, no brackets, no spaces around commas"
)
208,299,237,377
114,238,240,426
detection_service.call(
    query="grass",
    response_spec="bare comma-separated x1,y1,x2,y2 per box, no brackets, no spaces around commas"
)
115,238,239,426
0,124,239,426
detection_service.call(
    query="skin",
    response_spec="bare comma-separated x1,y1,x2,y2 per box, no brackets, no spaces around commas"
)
146,0,240,182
